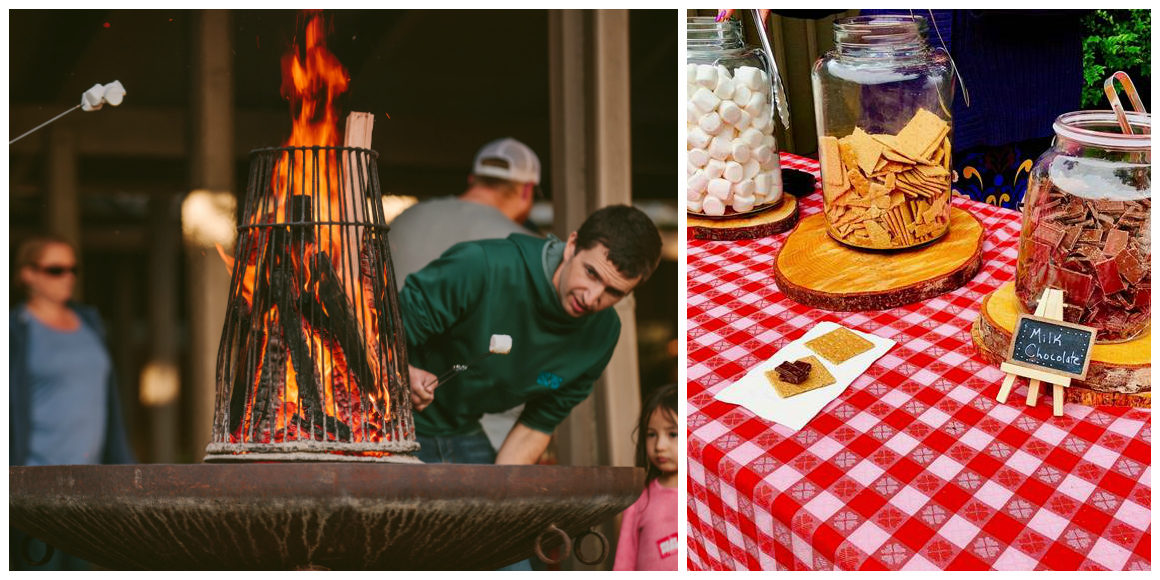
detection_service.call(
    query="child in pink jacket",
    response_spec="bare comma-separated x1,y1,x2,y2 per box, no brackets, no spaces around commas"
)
614,384,678,570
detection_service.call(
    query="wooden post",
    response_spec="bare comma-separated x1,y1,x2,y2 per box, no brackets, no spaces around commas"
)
186,9,235,461
46,124,83,300
142,194,180,462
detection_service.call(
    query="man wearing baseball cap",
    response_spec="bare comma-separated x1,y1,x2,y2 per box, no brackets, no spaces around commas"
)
388,137,542,287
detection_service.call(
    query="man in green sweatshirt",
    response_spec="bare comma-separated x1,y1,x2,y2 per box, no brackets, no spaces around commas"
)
398,205,662,465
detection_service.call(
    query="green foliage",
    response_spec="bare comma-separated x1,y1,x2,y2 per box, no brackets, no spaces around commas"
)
1081,10,1150,108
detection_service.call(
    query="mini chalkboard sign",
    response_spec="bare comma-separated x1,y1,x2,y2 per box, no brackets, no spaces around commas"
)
1005,315,1097,380
994,288,1094,416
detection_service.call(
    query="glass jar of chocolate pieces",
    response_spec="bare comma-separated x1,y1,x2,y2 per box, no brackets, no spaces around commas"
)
686,15,783,216
1015,110,1150,343
811,14,955,249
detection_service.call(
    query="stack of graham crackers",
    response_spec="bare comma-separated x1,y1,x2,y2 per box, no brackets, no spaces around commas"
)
819,108,953,249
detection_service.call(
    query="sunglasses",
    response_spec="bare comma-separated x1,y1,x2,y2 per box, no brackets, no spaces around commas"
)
36,264,79,277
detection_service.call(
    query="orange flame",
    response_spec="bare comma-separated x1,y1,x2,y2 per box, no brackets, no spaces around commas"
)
226,11,390,452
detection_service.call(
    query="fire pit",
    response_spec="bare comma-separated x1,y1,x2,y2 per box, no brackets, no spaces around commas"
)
9,463,642,570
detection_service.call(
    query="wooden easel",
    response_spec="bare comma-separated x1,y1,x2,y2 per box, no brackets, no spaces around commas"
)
995,288,1069,416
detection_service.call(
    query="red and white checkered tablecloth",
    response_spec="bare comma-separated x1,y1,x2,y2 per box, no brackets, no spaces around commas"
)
686,152,1151,571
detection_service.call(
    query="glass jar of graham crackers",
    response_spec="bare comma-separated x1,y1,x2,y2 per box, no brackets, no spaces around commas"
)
1015,110,1151,343
811,15,955,250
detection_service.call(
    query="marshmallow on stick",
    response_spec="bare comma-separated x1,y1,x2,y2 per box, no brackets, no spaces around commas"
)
489,334,513,355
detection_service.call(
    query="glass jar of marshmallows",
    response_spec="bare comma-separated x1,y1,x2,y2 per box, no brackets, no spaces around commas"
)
687,16,783,217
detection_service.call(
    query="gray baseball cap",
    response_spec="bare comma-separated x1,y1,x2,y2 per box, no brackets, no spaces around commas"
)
472,138,541,185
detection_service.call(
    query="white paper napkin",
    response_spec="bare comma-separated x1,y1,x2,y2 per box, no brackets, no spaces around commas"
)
714,321,895,431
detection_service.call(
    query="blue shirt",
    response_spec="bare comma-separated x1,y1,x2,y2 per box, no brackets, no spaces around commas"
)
24,308,110,465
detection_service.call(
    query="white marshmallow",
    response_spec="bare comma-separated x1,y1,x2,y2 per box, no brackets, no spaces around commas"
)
740,128,763,148
733,85,752,107
695,64,718,89
752,144,772,165
716,64,733,81
489,334,513,354
743,92,765,114
699,111,724,135
687,198,703,213
760,69,770,86
687,186,704,202
690,87,721,113
734,109,751,131
686,100,701,124
735,66,762,90
751,110,770,131
706,178,732,200
686,63,698,85
718,100,742,125
704,159,725,179
754,173,771,196
707,135,732,160
743,159,761,180
687,160,696,176
688,170,709,195
731,142,751,163
688,148,710,168
687,126,711,150
723,161,744,183
762,134,777,149
732,194,757,213
733,179,755,198
714,76,735,101
761,152,781,172
701,195,726,216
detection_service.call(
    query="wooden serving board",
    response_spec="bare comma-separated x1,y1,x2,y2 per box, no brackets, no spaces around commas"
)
773,206,984,311
972,282,1151,407
688,194,798,241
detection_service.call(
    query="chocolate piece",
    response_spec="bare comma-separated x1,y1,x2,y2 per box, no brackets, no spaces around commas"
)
1078,229,1104,244
774,361,811,384
1103,229,1130,256
1033,222,1067,248
1093,258,1126,295
1057,267,1095,305
1115,249,1146,285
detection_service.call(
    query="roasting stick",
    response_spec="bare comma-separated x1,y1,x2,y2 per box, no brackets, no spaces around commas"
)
427,335,513,389
10,81,126,145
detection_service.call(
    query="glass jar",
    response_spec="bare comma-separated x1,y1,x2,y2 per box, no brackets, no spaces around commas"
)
811,15,954,249
1015,110,1150,343
686,16,783,217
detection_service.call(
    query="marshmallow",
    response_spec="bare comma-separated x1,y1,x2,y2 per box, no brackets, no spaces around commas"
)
707,135,732,160
714,76,735,101
743,159,761,181
718,101,742,125
733,179,755,198
731,142,751,164
751,110,770,131
686,101,701,124
762,134,777,149
701,195,726,216
716,64,733,81
688,148,710,168
686,63,698,85
687,160,696,176
740,128,763,148
706,178,732,200
489,334,513,355
690,87,721,113
754,173,771,196
733,85,752,108
723,161,744,183
81,83,106,111
687,126,711,150
102,81,126,107
760,153,781,172
698,111,724,135
753,144,772,165
743,92,765,115
735,66,763,90
732,194,757,213
688,170,709,195
695,64,718,89
704,158,725,179
687,197,704,213
734,109,751,131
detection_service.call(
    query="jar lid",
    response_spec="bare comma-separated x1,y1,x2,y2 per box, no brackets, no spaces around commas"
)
1055,110,1151,151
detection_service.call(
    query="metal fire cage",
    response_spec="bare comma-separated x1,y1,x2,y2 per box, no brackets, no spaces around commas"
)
204,146,418,462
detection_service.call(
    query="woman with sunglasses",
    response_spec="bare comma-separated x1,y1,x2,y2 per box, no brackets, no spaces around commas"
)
10,235,134,569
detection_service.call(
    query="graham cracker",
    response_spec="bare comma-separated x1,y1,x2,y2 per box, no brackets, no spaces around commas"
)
805,327,874,365
765,355,836,398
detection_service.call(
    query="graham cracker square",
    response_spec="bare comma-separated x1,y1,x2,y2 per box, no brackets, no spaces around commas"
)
805,327,874,365
764,355,835,398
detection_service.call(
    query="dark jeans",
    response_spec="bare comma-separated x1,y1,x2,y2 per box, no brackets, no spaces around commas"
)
415,427,534,571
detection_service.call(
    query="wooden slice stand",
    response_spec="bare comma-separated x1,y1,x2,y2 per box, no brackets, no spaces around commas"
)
688,194,798,241
773,207,984,311
972,282,1151,408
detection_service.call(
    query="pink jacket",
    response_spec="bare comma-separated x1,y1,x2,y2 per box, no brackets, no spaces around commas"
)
613,479,678,570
